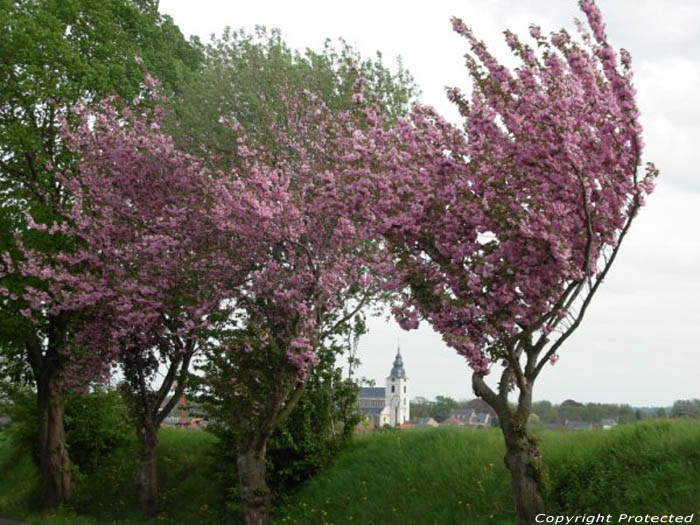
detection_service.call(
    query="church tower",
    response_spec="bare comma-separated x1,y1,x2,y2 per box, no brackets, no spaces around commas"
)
385,347,410,426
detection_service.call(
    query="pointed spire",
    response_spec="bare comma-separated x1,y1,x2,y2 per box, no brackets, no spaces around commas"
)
388,346,406,379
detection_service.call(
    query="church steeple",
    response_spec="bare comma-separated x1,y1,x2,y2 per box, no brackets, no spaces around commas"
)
388,346,406,379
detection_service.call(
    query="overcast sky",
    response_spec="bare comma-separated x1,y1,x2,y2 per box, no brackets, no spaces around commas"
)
159,0,700,406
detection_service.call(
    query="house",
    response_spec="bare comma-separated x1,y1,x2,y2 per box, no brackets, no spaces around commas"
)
600,418,618,430
446,409,491,427
412,417,439,428
564,420,593,431
357,348,410,428
471,412,491,428
546,423,565,431
440,416,464,426
448,409,476,424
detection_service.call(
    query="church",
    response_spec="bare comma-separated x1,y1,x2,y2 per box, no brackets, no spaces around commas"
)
357,348,410,428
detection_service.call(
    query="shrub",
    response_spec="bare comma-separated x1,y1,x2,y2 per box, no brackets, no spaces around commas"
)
0,384,131,474
199,339,363,513
63,389,132,473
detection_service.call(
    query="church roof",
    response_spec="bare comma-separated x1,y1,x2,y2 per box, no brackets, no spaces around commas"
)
388,347,407,379
358,387,385,398
358,406,385,415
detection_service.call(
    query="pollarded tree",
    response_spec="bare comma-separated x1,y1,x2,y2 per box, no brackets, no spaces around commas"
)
374,1,657,522
208,84,384,525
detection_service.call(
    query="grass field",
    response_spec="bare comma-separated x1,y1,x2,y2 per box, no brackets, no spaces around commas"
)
278,420,700,524
2,420,699,524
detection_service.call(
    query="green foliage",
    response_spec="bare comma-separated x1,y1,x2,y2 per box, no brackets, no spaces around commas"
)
169,26,417,169
432,395,459,422
409,397,433,419
279,421,700,524
0,427,226,524
545,420,700,514
527,413,544,432
200,331,363,510
671,398,700,419
0,385,131,474
411,396,500,423
0,0,203,362
63,390,131,474
531,399,659,425
0,382,37,459
279,427,513,524
0,0,202,218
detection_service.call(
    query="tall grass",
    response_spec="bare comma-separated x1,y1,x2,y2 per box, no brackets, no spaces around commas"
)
0,428,223,524
278,421,700,524
545,420,700,514
278,427,515,524
2,420,699,524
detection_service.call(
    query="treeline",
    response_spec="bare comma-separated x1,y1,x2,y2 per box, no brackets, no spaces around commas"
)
411,396,700,425
532,398,700,424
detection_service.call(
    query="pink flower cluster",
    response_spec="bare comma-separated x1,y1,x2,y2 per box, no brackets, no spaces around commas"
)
367,0,656,373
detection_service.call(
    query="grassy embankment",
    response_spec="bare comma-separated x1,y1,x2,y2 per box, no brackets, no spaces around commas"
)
0,428,223,524
1,420,699,524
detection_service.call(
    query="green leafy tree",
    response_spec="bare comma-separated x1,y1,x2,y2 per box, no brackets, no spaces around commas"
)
410,397,434,419
196,315,365,516
0,0,202,507
431,396,458,423
0,382,130,475
671,399,700,419
168,26,417,168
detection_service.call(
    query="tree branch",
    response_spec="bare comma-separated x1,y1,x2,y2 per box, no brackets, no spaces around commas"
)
473,372,506,418
321,292,370,338
533,199,641,378
155,344,195,425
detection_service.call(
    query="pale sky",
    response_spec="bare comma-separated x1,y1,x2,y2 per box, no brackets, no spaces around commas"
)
159,0,700,406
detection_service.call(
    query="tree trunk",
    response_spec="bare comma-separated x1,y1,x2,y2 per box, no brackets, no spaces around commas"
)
136,420,160,518
237,441,271,525
36,375,72,507
501,420,546,525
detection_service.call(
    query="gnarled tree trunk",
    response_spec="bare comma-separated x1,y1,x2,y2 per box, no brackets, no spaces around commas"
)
501,417,546,524
473,372,546,525
235,377,308,525
136,418,160,518
36,374,72,507
122,344,194,519
237,438,271,525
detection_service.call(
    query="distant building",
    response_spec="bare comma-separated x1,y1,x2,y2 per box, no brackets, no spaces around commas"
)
446,409,491,428
600,418,618,430
413,417,439,428
357,348,410,428
449,409,476,424
161,393,207,429
472,412,491,427
564,420,593,431
440,416,464,427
